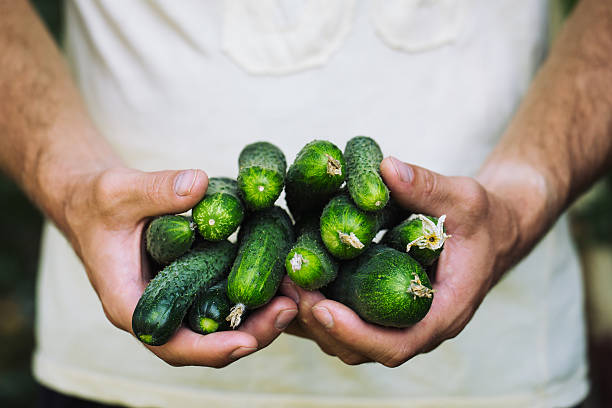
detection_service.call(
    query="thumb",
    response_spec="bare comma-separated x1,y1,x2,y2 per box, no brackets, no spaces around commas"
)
380,157,460,217
121,168,208,219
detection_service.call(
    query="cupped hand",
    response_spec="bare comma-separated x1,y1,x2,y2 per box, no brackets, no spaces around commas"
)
282,156,524,367
62,166,297,367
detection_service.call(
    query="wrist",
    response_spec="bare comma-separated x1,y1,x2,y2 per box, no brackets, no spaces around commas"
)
476,160,563,258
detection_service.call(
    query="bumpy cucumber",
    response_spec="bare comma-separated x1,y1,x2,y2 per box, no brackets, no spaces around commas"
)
187,280,231,334
226,207,294,328
285,140,345,220
285,216,338,290
383,214,450,266
145,215,195,265
328,245,433,327
192,177,245,241
344,136,389,211
319,193,406,260
237,142,286,211
132,240,236,346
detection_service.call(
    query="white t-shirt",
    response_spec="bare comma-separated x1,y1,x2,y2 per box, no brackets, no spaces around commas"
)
33,1,588,407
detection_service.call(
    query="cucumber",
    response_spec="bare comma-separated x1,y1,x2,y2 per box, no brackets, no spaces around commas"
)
192,177,245,241
132,240,236,346
237,142,286,211
285,140,345,220
145,215,195,265
328,245,433,327
319,193,406,260
285,216,338,290
187,280,231,334
344,136,389,211
383,214,451,266
226,207,294,328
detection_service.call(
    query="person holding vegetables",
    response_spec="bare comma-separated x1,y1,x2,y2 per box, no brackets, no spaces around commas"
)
1,0,611,407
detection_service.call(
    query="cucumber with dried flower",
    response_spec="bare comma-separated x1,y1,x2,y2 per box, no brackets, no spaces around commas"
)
145,215,195,265
226,207,294,328
320,194,405,260
328,245,434,327
344,136,389,211
285,216,338,290
192,177,244,241
383,214,451,266
132,240,236,346
285,140,345,219
237,142,286,211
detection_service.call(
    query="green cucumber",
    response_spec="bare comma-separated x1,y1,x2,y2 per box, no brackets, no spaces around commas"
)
192,177,245,241
319,194,405,260
285,140,345,219
344,136,389,211
328,245,433,327
285,216,338,290
187,280,231,334
132,240,236,346
237,142,286,211
226,207,294,328
145,215,195,265
383,214,450,266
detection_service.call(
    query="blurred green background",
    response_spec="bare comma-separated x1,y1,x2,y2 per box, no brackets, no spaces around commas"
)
0,0,610,407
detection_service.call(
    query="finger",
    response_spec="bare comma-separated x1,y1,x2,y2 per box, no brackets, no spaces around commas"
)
95,168,208,221
149,327,259,368
380,157,484,223
310,298,448,368
238,296,298,349
288,282,370,365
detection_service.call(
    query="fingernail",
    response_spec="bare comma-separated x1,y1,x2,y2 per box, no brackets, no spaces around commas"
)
282,281,300,304
274,308,298,330
390,157,413,183
312,306,334,329
229,346,257,360
174,170,197,196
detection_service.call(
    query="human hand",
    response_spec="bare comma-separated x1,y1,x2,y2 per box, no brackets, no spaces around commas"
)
282,156,530,367
61,166,297,367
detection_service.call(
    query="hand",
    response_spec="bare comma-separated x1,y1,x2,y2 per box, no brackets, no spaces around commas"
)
282,156,528,367
62,166,297,367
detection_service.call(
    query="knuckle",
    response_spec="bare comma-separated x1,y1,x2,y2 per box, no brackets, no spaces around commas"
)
420,169,439,200
338,353,367,366
92,170,124,215
143,173,173,203
458,178,489,215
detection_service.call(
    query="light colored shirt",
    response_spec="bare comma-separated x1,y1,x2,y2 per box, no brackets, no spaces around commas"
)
33,1,588,407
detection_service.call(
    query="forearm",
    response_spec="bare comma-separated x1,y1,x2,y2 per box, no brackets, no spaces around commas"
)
477,0,612,255
0,1,121,230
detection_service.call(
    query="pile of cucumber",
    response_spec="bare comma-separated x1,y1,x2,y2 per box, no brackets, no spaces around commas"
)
133,138,450,346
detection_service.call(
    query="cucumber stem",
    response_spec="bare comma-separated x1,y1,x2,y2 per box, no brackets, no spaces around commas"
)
208,218,216,226
290,253,304,271
338,231,364,249
407,275,435,300
325,154,342,176
227,303,246,329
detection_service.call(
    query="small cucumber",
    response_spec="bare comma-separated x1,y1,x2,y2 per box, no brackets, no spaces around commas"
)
192,177,245,241
383,214,450,266
132,240,236,346
319,194,406,260
187,280,231,334
285,140,345,220
237,142,286,211
285,216,338,290
145,215,195,265
226,207,294,328
344,136,389,211
328,245,433,327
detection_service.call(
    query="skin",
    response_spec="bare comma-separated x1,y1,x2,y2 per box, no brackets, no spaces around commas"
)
0,0,297,368
281,0,612,367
